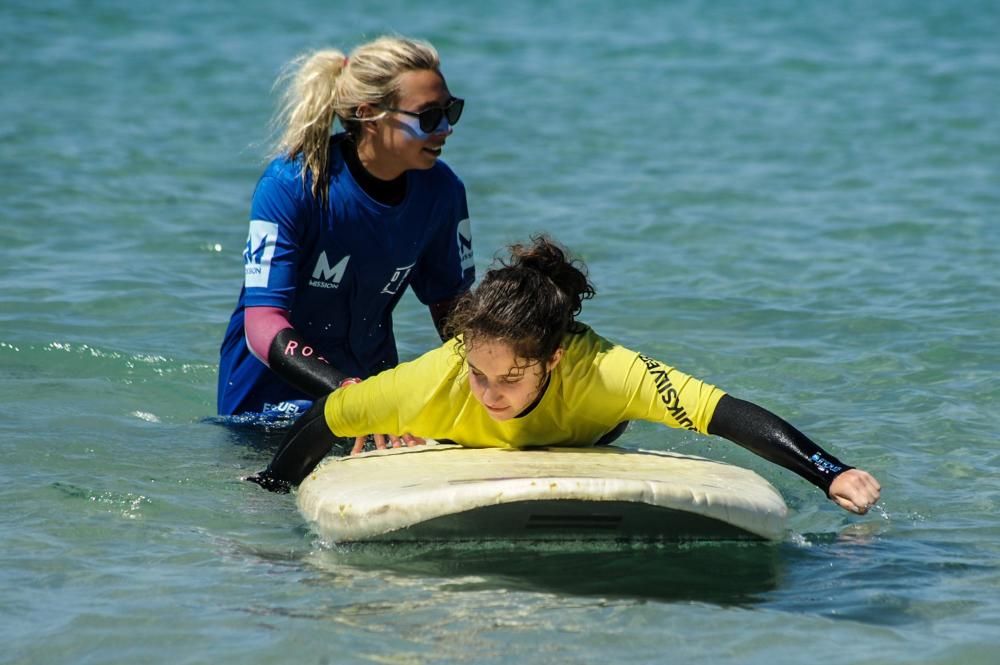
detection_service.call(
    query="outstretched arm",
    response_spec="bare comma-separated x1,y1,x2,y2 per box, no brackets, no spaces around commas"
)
708,395,881,514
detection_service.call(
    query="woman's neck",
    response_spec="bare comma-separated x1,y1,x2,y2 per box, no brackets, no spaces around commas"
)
515,372,552,419
341,138,407,206
354,137,405,181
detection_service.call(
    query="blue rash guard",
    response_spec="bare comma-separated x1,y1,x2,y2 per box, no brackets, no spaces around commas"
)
217,135,475,417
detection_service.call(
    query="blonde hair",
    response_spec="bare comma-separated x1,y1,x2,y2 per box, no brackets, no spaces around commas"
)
271,36,441,202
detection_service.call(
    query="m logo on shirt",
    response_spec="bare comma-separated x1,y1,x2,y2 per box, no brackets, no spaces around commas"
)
244,220,278,288
381,262,415,295
309,252,350,289
457,218,474,271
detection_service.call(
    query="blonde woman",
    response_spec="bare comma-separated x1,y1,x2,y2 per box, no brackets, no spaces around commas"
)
218,36,473,425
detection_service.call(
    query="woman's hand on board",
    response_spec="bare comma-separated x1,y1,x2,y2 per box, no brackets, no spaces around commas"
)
336,378,427,454
829,469,882,514
350,433,427,455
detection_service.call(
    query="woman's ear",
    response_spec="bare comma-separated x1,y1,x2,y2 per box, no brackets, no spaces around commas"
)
546,348,564,373
355,104,380,135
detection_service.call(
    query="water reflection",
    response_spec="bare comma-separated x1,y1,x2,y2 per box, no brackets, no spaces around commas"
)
312,540,782,607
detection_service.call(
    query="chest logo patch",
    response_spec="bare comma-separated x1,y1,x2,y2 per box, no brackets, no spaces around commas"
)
309,252,350,289
381,262,416,295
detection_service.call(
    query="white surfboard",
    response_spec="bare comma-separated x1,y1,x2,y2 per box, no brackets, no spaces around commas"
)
297,443,788,543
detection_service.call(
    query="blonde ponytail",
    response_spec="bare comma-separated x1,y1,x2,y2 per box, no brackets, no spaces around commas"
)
272,50,347,202
270,36,441,202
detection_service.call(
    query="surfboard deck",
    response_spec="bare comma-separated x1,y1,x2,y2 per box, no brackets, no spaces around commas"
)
296,444,788,543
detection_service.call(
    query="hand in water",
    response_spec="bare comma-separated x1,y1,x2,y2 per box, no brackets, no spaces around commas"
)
829,468,881,514
350,432,427,455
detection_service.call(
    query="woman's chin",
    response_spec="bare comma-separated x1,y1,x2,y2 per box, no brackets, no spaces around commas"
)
483,404,513,420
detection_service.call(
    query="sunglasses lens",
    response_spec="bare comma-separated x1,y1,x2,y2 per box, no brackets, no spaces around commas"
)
419,109,445,133
412,99,464,133
446,99,464,126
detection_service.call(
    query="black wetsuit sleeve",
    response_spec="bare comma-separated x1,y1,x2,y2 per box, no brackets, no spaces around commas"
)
428,296,462,342
246,396,346,493
707,394,853,495
268,328,351,399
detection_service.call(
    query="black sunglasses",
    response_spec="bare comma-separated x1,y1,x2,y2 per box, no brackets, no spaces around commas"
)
380,97,465,134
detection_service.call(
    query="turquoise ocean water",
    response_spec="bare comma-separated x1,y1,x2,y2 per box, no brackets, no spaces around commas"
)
2,1,998,663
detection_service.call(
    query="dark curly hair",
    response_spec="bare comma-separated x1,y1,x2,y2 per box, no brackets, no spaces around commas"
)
446,235,595,365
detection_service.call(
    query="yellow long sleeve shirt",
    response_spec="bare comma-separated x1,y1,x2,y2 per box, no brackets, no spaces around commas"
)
323,326,726,448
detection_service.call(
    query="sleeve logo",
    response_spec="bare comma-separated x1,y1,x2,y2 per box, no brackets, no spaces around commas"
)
244,220,279,288
637,353,697,431
457,218,474,272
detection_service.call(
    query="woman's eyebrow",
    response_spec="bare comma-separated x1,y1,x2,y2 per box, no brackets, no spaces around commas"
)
415,96,451,111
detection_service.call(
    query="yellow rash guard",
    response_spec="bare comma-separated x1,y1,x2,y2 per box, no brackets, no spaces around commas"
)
322,326,726,448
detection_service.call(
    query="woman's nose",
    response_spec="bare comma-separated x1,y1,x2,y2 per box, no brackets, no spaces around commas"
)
482,385,502,402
